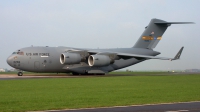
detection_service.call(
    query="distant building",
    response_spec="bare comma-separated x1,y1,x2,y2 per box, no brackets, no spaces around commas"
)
0,68,5,72
185,69,200,73
8,68,19,72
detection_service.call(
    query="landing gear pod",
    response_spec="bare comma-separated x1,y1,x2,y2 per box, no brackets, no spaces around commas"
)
88,55,111,67
60,53,81,64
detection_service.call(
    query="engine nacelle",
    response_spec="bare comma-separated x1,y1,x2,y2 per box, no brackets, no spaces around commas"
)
88,55,111,67
60,53,81,64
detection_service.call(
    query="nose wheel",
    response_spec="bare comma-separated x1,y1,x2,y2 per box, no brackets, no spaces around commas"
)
18,72,23,76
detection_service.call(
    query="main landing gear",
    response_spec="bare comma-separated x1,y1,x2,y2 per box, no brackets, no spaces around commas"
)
72,72,79,75
18,72,23,76
71,72,105,75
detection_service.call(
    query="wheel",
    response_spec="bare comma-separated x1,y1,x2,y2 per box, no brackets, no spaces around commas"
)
18,72,23,76
98,73,105,75
80,73,89,75
72,72,79,75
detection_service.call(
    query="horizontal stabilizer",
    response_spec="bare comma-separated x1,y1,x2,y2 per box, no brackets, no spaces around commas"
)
155,22,194,24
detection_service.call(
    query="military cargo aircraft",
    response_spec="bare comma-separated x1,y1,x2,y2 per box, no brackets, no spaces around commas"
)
7,19,193,76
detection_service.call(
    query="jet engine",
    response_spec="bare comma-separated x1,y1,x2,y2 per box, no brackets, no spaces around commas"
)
88,55,112,67
60,53,81,64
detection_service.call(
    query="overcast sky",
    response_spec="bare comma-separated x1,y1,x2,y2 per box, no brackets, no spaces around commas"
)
0,0,199,71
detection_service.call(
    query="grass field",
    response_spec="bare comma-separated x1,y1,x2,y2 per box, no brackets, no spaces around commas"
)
0,74,200,112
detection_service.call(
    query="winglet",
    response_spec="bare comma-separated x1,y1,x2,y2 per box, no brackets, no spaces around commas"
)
172,47,184,60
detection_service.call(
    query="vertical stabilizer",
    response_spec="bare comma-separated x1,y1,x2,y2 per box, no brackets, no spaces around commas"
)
133,19,168,49
133,18,193,49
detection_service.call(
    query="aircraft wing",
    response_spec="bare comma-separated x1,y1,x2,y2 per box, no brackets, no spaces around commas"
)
88,47,184,61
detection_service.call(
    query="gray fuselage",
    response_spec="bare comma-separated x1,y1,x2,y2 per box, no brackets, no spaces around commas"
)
7,46,160,74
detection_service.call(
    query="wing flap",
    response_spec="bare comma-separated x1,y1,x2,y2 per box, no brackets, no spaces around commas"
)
88,47,184,61
116,53,173,60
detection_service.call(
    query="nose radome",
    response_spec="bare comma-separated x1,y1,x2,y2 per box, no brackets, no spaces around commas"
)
7,56,12,66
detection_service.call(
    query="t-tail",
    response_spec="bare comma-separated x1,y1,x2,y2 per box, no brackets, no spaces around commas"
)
133,18,193,49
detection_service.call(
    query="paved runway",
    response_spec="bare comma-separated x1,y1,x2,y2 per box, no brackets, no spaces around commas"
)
0,74,106,80
0,74,71,80
47,102,200,112
0,74,130,80
1,72,198,80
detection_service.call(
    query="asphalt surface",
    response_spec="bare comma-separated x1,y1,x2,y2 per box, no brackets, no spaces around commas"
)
1,72,198,80
0,74,108,80
47,102,200,112
0,75,75,80
0,74,136,80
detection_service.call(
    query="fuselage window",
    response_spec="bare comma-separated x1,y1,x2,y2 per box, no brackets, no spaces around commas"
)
17,52,24,55
12,52,24,55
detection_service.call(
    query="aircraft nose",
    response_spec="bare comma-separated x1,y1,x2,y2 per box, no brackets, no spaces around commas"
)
7,56,12,66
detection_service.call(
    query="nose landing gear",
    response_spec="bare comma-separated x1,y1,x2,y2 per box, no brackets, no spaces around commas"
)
18,72,23,76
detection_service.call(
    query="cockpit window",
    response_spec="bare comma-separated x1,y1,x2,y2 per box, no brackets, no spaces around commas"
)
12,52,24,55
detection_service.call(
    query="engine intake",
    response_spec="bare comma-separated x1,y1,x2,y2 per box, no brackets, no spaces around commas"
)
88,55,111,67
60,53,81,64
